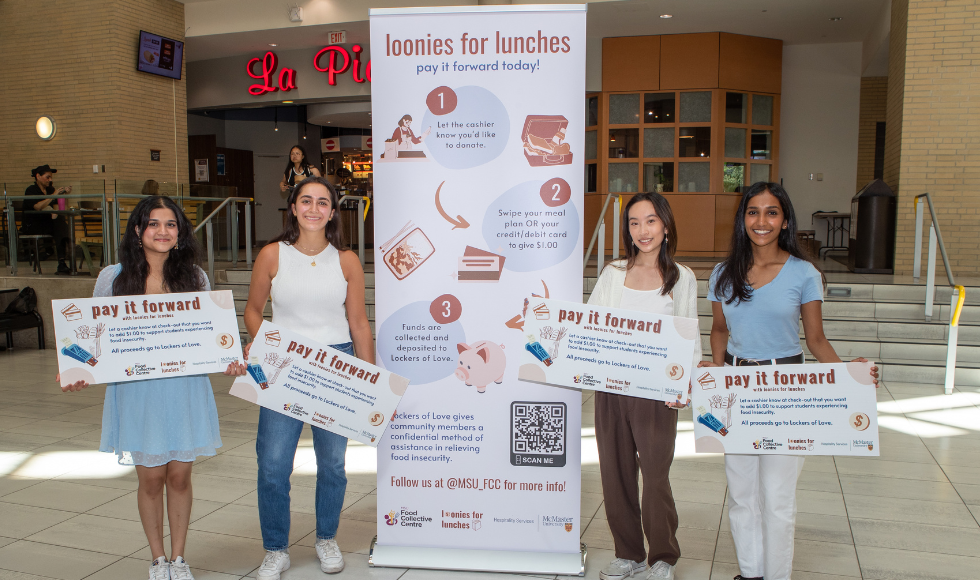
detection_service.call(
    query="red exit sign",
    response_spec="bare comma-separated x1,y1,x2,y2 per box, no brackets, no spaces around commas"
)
328,31,346,44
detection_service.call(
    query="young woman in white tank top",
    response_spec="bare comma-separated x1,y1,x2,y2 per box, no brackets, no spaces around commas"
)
242,176,374,579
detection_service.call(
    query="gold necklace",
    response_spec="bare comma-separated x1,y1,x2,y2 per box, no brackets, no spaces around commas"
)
293,241,328,266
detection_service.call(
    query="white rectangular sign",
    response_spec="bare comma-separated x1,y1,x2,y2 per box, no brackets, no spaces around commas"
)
371,5,586,570
518,298,698,404
229,321,409,447
691,362,880,456
52,291,242,388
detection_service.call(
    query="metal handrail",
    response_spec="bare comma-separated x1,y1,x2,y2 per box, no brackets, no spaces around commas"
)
193,196,254,284
582,192,621,271
339,194,371,265
911,192,966,395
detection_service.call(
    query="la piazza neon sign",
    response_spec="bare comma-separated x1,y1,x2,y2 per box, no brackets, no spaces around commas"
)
247,44,371,96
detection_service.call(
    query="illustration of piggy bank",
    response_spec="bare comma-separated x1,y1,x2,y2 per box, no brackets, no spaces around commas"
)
455,341,507,393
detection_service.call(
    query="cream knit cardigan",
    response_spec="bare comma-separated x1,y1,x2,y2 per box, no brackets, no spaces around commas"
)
587,259,703,374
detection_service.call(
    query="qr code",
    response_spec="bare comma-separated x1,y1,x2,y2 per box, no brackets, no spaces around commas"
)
510,402,567,468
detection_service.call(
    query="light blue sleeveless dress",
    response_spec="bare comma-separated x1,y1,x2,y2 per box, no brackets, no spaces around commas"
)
96,264,223,467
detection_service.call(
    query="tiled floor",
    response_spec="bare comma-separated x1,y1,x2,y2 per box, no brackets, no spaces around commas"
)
2,349,980,580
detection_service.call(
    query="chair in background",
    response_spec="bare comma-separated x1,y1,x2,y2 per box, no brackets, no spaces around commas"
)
18,234,55,274
75,201,104,273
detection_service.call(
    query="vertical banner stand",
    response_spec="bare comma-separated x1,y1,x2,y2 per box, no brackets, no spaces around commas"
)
369,4,587,575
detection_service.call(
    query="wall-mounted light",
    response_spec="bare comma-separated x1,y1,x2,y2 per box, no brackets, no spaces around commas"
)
36,116,56,140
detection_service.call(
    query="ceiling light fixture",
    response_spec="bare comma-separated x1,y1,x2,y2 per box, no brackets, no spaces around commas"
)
282,100,293,104
269,43,278,47
829,17,842,21
660,14,672,19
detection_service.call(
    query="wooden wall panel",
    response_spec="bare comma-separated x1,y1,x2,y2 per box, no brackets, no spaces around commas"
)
713,194,741,252
660,33,719,90
663,194,715,252
602,36,660,92
718,33,783,94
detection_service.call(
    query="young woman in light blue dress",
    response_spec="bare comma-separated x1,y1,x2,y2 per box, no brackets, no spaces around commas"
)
60,195,245,580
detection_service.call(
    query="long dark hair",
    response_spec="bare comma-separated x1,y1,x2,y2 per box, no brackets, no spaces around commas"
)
283,145,312,177
615,192,679,296
270,176,347,249
714,181,820,304
112,195,204,296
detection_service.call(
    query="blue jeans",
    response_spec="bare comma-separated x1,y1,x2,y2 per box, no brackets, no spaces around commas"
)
256,342,353,551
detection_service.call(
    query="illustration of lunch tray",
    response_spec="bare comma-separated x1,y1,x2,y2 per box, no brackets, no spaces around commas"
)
522,115,572,167
380,221,435,280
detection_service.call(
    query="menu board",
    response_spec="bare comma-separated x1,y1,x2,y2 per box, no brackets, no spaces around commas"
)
137,30,184,80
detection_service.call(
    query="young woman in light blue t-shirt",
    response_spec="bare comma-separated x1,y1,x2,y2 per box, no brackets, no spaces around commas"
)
705,182,877,580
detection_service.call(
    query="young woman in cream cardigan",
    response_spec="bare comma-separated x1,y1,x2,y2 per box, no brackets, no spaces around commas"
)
589,192,701,580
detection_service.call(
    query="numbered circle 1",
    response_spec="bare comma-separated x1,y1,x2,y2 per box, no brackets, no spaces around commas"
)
216,333,235,349
426,86,458,115
540,178,571,207
430,294,462,324
849,412,871,431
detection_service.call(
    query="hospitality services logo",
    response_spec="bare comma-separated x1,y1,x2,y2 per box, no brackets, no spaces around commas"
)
384,510,398,526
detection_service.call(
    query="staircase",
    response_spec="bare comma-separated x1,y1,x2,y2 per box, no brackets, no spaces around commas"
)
214,254,980,387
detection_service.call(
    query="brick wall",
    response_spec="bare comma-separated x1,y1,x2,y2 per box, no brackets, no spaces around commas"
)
856,77,888,190
890,0,980,275
0,0,188,195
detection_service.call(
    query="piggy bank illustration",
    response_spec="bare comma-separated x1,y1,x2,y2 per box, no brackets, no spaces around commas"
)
455,341,507,393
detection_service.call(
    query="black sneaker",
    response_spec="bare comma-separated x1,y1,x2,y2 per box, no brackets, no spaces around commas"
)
57,261,70,274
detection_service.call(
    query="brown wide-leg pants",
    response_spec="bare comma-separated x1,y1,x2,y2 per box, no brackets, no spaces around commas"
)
595,391,680,566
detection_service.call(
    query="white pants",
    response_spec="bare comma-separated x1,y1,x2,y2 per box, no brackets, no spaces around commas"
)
725,454,805,580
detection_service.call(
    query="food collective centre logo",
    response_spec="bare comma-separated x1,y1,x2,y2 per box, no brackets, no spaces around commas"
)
384,510,398,526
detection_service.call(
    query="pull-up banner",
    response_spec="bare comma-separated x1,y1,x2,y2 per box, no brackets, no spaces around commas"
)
370,5,586,575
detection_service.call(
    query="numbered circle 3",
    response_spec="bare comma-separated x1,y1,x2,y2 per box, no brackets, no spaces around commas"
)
430,294,462,324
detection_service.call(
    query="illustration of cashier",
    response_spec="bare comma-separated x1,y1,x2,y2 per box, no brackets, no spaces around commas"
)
391,115,431,150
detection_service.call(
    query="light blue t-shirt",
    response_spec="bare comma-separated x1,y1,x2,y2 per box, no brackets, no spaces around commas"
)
708,256,824,360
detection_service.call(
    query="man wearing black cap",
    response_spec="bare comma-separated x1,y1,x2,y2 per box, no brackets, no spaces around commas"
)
21,165,72,274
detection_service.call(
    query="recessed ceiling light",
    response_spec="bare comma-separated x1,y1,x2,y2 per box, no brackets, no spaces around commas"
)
660,14,672,19
269,43,278,47
829,17,842,21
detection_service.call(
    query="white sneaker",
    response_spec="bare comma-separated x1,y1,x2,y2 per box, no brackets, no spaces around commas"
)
169,557,195,580
645,561,675,580
256,550,290,580
315,538,345,574
599,558,647,580
148,557,170,580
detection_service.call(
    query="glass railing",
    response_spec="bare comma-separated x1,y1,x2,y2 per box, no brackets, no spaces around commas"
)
2,181,252,282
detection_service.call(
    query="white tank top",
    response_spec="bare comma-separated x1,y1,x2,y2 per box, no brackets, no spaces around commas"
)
271,242,350,345
620,286,674,316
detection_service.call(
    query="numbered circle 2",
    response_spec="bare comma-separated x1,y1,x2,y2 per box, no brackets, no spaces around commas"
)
849,412,871,431
540,178,571,207
430,294,462,324
426,86,458,115
216,333,235,349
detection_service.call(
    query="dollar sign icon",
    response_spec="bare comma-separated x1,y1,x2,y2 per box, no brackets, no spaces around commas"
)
216,333,234,349
665,363,684,380
849,412,870,431
670,367,677,377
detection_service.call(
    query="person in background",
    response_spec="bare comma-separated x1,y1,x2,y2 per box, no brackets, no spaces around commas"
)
279,145,321,196
21,164,72,274
704,182,878,580
589,192,701,580
59,195,245,580
244,176,374,579
141,179,160,195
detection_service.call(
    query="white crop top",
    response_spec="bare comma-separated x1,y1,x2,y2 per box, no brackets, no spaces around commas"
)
271,242,350,345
